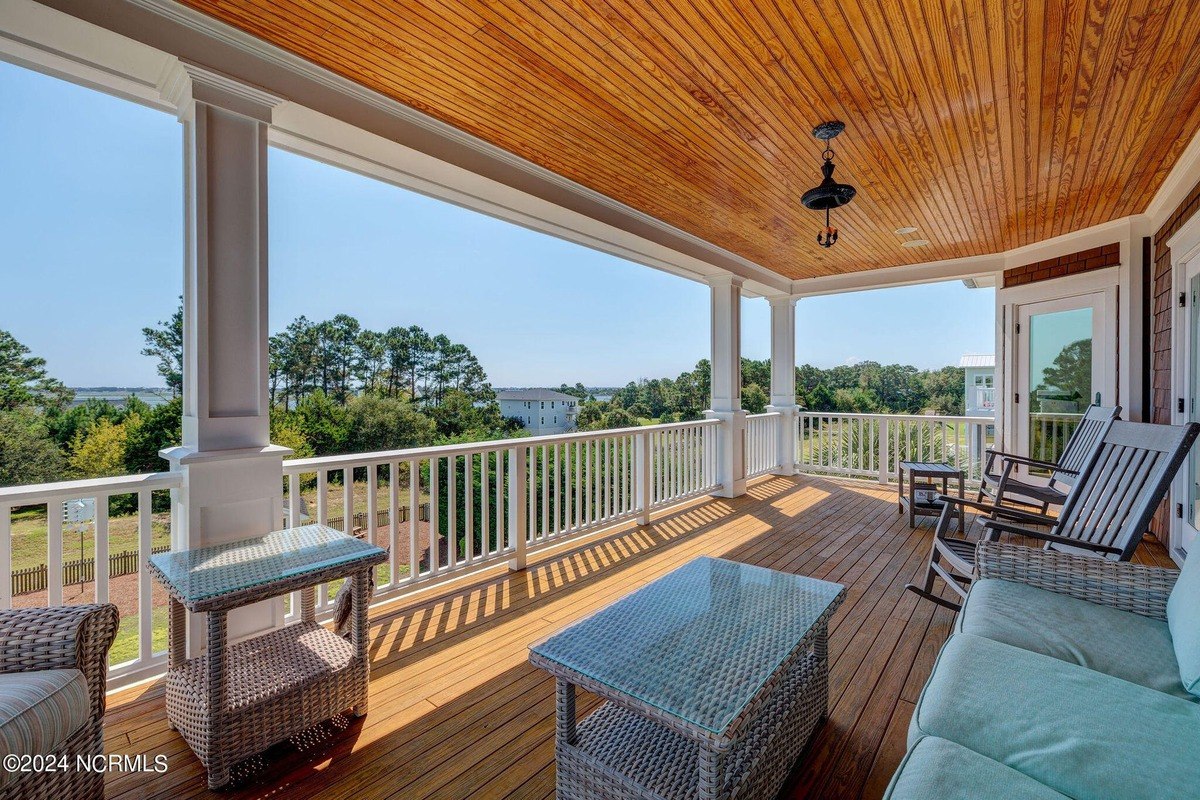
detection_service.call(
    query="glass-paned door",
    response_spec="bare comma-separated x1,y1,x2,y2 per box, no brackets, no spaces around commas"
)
1017,295,1106,467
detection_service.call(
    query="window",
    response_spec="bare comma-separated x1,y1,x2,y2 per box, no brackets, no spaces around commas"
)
541,401,545,409
541,416,544,424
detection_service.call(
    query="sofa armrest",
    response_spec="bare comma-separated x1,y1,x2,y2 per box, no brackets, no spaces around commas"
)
975,542,1178,621
0,604,119,719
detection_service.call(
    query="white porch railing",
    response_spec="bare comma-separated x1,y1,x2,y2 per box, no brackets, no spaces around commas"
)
797,412,994,483
280,418,720,617
745,412,782,479
0,472,182,687
0,418,729,686
1029,412,1083,464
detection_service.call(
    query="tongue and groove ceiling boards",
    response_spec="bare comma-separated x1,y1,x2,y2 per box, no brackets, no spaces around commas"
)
178,0,1200,280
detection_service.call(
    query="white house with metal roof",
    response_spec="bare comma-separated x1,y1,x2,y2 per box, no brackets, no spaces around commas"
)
959,354,996,417
498,389,580,434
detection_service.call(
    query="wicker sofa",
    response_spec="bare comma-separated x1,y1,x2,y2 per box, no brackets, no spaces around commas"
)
884,541,1200,799
0,604,119,800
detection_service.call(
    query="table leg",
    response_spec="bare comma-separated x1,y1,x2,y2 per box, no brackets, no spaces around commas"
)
555,679,577,747
907,471,915,527
352,569,370,717
958,473,966,530
698,742,720,800
897,467,905,515
206,609,229,789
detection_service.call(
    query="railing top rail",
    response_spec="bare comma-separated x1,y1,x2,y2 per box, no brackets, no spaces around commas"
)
0,471,181,506
283,417,721,472
745,412,783,419
797,411,993,423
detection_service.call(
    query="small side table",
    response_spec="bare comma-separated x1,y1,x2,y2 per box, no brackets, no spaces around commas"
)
898,461,965,529
149,524,386,788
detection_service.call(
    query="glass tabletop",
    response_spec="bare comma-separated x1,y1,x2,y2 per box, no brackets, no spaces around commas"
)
149,524,385,608
529,556,844,736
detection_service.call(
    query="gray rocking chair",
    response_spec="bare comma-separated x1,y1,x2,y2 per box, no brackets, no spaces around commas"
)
906,419,1200,611
978,404,1120,513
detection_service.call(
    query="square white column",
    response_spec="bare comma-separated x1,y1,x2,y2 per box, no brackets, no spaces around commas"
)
706,275,747,497
162,63,290,653
765,295,799,475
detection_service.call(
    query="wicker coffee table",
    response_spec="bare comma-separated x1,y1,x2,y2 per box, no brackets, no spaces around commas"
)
529,556,845,800
149,524,386,788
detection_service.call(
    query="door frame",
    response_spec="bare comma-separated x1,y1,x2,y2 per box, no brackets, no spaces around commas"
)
1168,211,1200,562
998,268,1119,458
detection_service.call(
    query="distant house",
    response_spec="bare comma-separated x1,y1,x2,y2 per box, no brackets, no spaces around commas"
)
959,354,995,417
498,389,580,434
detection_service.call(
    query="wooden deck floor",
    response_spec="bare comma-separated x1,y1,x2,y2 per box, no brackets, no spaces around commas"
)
102,474,1177,800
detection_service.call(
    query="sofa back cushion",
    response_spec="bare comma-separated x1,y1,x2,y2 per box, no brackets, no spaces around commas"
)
1168,551,1200,697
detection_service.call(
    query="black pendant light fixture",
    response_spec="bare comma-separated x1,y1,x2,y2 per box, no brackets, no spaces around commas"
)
800,121,856,248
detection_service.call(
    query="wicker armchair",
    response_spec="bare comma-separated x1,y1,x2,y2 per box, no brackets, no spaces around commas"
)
0,604,120,800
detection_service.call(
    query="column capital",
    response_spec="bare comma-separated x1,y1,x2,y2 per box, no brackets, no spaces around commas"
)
164,60,284,123
765,293,800,308
706,273,745,290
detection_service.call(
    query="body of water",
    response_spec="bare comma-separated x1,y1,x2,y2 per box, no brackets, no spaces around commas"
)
70,389,172,408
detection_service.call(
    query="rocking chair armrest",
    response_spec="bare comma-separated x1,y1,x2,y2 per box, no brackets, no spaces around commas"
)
934,495,1058,526
975,542,1178,620
977,520,1123,555
994,452,1077,475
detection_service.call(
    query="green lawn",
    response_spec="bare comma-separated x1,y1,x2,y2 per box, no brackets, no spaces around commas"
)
108,604,169,667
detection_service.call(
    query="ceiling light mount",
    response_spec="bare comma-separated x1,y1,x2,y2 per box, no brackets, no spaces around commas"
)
801,121,856,248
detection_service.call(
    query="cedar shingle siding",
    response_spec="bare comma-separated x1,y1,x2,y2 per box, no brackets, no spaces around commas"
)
1002,243,1121,288
1150,180,1200,541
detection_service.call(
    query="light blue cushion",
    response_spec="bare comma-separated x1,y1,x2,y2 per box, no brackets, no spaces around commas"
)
910,633,1200,800
957,578,1192,700
884,736,1068,800
0,670,90,790
1168,550,1200,697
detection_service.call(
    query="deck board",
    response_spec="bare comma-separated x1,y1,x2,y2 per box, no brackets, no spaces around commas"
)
102,474,1175,800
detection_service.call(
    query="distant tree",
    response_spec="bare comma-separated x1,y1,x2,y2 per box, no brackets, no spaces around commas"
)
45,398,127,450
70,416,135,479
576,402,604,430
296,390,351,455
0,330,72,412
269,407,313,460
124,397,183,473
0,409,67,486
742,383,768,414
1036,339,1092,410
141,301,184,396
343,395,436,454
600,408,637,429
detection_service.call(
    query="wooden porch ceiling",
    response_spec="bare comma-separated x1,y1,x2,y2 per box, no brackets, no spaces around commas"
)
177,1,1200,281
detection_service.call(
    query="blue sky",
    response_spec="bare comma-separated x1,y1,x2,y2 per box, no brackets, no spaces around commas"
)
0,61,994,388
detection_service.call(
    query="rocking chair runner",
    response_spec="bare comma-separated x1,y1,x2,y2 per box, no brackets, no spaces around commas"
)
978,404,1120,513
906,419,1200,611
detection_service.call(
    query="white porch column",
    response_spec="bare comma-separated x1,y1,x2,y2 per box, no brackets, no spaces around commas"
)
161,64,290,655
765,295,799,475
705,275,747,497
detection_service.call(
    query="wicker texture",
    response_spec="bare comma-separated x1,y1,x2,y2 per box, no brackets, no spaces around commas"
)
531,558,844,800
149,524,384,612
975,541,1179,620
155,527,383,789
0,604,119,800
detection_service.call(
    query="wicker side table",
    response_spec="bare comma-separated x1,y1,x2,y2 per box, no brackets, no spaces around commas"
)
530,557,845,800
149,524,386,789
